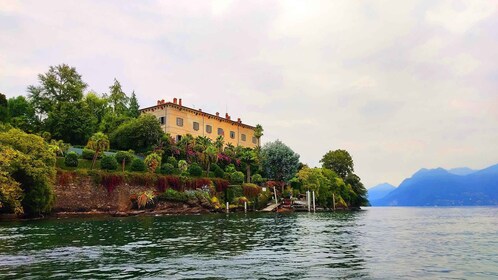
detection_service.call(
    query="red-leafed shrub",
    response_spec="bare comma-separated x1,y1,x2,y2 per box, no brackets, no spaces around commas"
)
243,183,262,199
101,174,123,193
127,173,157,187
57,170,75,187
185,178,211,190
265,180,283,188
166,176,181,191
157,176,167,192
212,178,229,192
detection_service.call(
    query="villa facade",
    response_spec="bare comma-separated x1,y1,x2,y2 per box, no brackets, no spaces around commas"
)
139,98,258,148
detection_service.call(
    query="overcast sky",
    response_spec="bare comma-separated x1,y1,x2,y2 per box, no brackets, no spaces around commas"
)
1,0,497,187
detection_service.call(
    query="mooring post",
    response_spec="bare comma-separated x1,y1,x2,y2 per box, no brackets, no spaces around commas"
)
333,193,336,210
226,202,229,213
312,191,316,213
244,201,247,213
307,190,310,212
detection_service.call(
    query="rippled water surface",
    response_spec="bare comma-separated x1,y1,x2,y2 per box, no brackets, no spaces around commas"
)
1,207,498,279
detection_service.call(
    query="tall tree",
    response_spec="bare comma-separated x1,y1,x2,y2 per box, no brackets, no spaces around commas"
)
320,149,354,179
261,140,300,182
7,96,39,132
128,91,140,118
27,64,87,115
240,148,258,183
108,78,128,115
44,101,97,145
0,93,8,122
84,92,109,125
110,114,163,152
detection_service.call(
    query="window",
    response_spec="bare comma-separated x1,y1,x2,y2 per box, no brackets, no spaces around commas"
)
159,116,165,125
230,131,235,139
193,122,199,131
176,117,183,127
241,134,246,141
252,137,257,144
176,135,182,142
206,125,212,133
218,128,224,136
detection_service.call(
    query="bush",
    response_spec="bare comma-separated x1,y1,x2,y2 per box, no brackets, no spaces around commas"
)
251,174,264,184
115,151,133,166
188,163,203,177
167,156,178,168
130,158,146,172
243,183,261,199
160,163,175,175
213,164,225,178
226,185,243,203
64,152,79,167
100,155,118,171
230,171,245,184
158,188,188,202
81,148,96,160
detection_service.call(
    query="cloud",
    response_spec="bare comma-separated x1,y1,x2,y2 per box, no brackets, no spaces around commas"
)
1,0,497,187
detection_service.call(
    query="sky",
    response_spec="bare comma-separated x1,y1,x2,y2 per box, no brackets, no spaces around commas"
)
1,0,497,188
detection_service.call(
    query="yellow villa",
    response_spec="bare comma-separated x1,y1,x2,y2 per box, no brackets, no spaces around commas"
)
140,98,259,148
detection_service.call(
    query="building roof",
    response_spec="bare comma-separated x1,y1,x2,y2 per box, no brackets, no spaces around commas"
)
139,99,256,130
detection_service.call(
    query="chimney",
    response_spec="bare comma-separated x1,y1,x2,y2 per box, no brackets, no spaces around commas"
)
225,113,229,118
157,100,160,105
199,108,202,112
161,99,165,104
237,118,241,123
216,112,219,117
173,98,177,104
179,98,182,106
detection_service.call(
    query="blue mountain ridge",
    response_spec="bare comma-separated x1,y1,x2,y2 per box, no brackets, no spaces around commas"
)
371,163,498,206
367,183,396,202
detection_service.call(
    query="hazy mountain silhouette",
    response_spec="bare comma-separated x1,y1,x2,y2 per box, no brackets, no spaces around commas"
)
367,183,396,202
372,164,498,206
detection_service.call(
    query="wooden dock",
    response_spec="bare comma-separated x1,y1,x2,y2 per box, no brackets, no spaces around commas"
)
261,203,281,212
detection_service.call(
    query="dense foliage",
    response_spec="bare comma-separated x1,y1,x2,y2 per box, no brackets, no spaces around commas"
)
0,128,56,216
261,140,300,182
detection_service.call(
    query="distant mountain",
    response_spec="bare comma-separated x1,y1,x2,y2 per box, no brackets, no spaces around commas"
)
374,164,498,206
367,183,396,203
448,167,476,176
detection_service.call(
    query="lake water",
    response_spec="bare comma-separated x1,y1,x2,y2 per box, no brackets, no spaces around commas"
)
1,207,497,279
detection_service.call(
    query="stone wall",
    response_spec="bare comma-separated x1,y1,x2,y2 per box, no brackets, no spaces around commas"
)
53,176,153,213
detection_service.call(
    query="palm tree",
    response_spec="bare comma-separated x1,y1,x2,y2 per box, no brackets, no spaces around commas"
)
240,148,258,183
86,132,110,169
254,124,264,148
214,135,225,153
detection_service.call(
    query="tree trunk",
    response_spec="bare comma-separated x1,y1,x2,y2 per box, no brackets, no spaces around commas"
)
246,165,251,183
207,162,211,177
91,149,99,170
122,159,125,172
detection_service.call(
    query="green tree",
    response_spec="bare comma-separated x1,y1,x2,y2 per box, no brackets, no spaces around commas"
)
108,78,129,115
0,93,8,122
144,153,162,173
0,147,23,214
240,148,258,183
320,149,354,179
0,128,56,216
110,114,163,152
44,101,97,144
344,173,369,207
254,124,264,147
28,64,87,115
261,140,300,182
214,135,225,153
7,96,39,132
84,92,109,125
128,91,140,118
86,132,110,169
